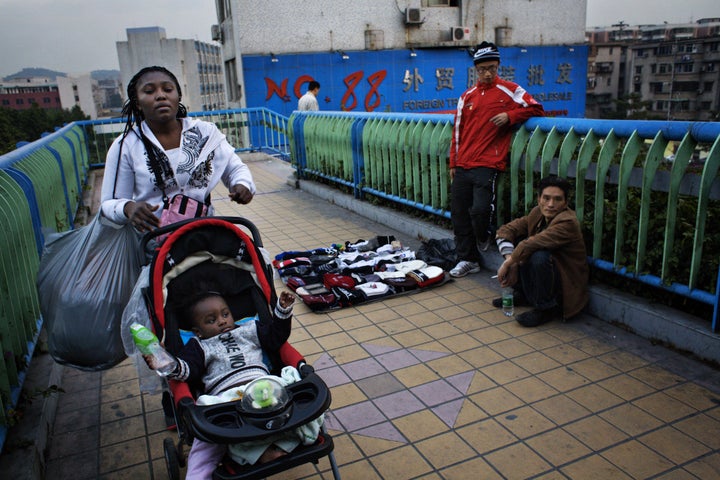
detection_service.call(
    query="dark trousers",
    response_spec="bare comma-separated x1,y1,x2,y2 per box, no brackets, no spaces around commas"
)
450,167,498,263
516,250,560,311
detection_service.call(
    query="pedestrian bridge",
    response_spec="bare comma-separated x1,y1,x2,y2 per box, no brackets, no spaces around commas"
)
0,108,719,455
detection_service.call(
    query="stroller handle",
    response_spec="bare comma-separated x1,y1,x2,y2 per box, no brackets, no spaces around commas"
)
140,216,264,253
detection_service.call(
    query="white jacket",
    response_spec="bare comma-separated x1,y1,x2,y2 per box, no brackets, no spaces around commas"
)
100,118,256,224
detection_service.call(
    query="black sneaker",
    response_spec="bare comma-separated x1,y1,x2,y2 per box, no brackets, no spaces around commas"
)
516,307,560,327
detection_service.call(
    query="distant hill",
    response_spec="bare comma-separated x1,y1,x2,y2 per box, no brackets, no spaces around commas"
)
2,68,119,82
91,70,120,81
3,67,67,81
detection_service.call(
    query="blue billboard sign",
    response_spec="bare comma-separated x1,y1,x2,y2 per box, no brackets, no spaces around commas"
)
242,45,587,117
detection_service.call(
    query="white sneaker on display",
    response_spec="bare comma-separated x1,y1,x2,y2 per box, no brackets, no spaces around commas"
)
449,261,481,278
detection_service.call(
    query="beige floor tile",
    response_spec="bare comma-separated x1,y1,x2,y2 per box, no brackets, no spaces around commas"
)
456,418,518,454
481,360,532,385
440,456,504,480
518,330,565,350
436,332,483,353
628,365,685,389
488,337,535,359
532,395,592,426
99,462,154,480
392,363,441,388
566,384,624,412
596,350,650,371
560,454,633,479
425,354,474,377
419,433,478,471
347,325,387,343
351,434,404,457
369,445,433,479
631,391,699,423
101,395,144,423
334,313,373,330
564,416,629,451
457,345,505,369
485,442,552,480
684,451,720,479
571,337,618,357
597,374,656,401
568,357,622,382
378,318,418,335
453,399,489,426
448,315,491,332
305,321,344,338
470,325,513,344
417,295,456,310
326,344,370,364
470,387,525,416
390,301,429,317
330,382,368,409
673,413,720,449
639,426,711,464
334,459,382,480
99,437,149,474
364,307,401,323
100,414,147,447
511,351,563,374
317,333,357,353
601,440,675,479
432,304,473,322
102,362,138,385
541,344,591,364
505,376,559,404
526,428,593,466
600,403,664,436
537,366,591,393
464,370,496,395
496,405,556,439
393,410,449,442
330,433,365,465
422,321,464,339
391,329,435,348
664,381,720,411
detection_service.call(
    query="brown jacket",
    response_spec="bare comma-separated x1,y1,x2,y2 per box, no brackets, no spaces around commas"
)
496,206,589,318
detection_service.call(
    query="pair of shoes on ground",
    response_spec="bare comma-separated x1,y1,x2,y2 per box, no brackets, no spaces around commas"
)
449,260,481,278
515,306,562,327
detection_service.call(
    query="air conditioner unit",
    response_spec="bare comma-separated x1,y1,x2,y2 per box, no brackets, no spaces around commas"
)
211,24,223,43
405,8,423,24
451,26,470,42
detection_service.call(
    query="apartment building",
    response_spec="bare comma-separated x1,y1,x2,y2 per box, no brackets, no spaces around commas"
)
587,18,720,120
116,27,226,112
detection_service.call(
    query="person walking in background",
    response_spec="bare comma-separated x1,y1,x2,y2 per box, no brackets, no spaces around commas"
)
494,176,589,327
298,80,321,111
448,41,544,278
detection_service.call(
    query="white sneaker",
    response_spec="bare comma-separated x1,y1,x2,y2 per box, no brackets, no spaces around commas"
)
449,261,481,278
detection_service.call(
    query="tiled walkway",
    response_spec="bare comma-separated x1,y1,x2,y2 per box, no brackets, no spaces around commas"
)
43,155,720,479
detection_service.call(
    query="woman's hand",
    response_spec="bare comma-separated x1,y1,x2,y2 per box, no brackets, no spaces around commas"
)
279,291,295,309
229,184,254,204
124,201,160,232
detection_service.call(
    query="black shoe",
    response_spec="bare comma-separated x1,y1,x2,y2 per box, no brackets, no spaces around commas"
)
491,293,529,308
516,307,560,327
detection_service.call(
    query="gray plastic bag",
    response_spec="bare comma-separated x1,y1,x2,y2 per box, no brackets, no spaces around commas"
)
37,212,143,371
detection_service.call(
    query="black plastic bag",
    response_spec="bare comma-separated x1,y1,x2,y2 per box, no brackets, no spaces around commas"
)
37,212,143,371
416,238,459,272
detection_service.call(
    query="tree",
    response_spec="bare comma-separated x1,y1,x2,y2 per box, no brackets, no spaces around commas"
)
0,105,89,155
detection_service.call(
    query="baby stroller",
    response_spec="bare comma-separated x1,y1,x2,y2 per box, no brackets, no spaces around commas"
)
140,217,341,480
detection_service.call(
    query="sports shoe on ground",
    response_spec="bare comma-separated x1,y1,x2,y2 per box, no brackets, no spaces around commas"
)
449,261,481,278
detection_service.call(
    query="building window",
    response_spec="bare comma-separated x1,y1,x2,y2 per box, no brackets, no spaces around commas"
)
635,65,642,74
16,98,24,105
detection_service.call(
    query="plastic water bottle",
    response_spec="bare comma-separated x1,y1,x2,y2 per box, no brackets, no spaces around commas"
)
501,287,514,317
130,323,178,376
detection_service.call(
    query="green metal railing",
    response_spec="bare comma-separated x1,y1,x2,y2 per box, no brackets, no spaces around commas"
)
0,107,287,449
289,111,720,332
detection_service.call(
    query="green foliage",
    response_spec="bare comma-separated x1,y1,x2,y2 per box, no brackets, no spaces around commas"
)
0,104,89,155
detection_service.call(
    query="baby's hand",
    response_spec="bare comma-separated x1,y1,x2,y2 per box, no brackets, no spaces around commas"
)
279,291,295,308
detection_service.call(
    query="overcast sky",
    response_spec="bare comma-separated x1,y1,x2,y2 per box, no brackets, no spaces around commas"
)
0,0,718,78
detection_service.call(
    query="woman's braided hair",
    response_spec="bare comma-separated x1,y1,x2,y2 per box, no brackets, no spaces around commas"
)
119,66,188,138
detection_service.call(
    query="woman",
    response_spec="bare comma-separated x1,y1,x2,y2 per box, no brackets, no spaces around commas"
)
101,66,255,231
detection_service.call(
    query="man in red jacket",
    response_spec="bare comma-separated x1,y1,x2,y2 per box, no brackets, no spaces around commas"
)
448,41,544,278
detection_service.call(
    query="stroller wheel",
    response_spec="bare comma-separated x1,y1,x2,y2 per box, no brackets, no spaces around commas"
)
163,437,181,480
